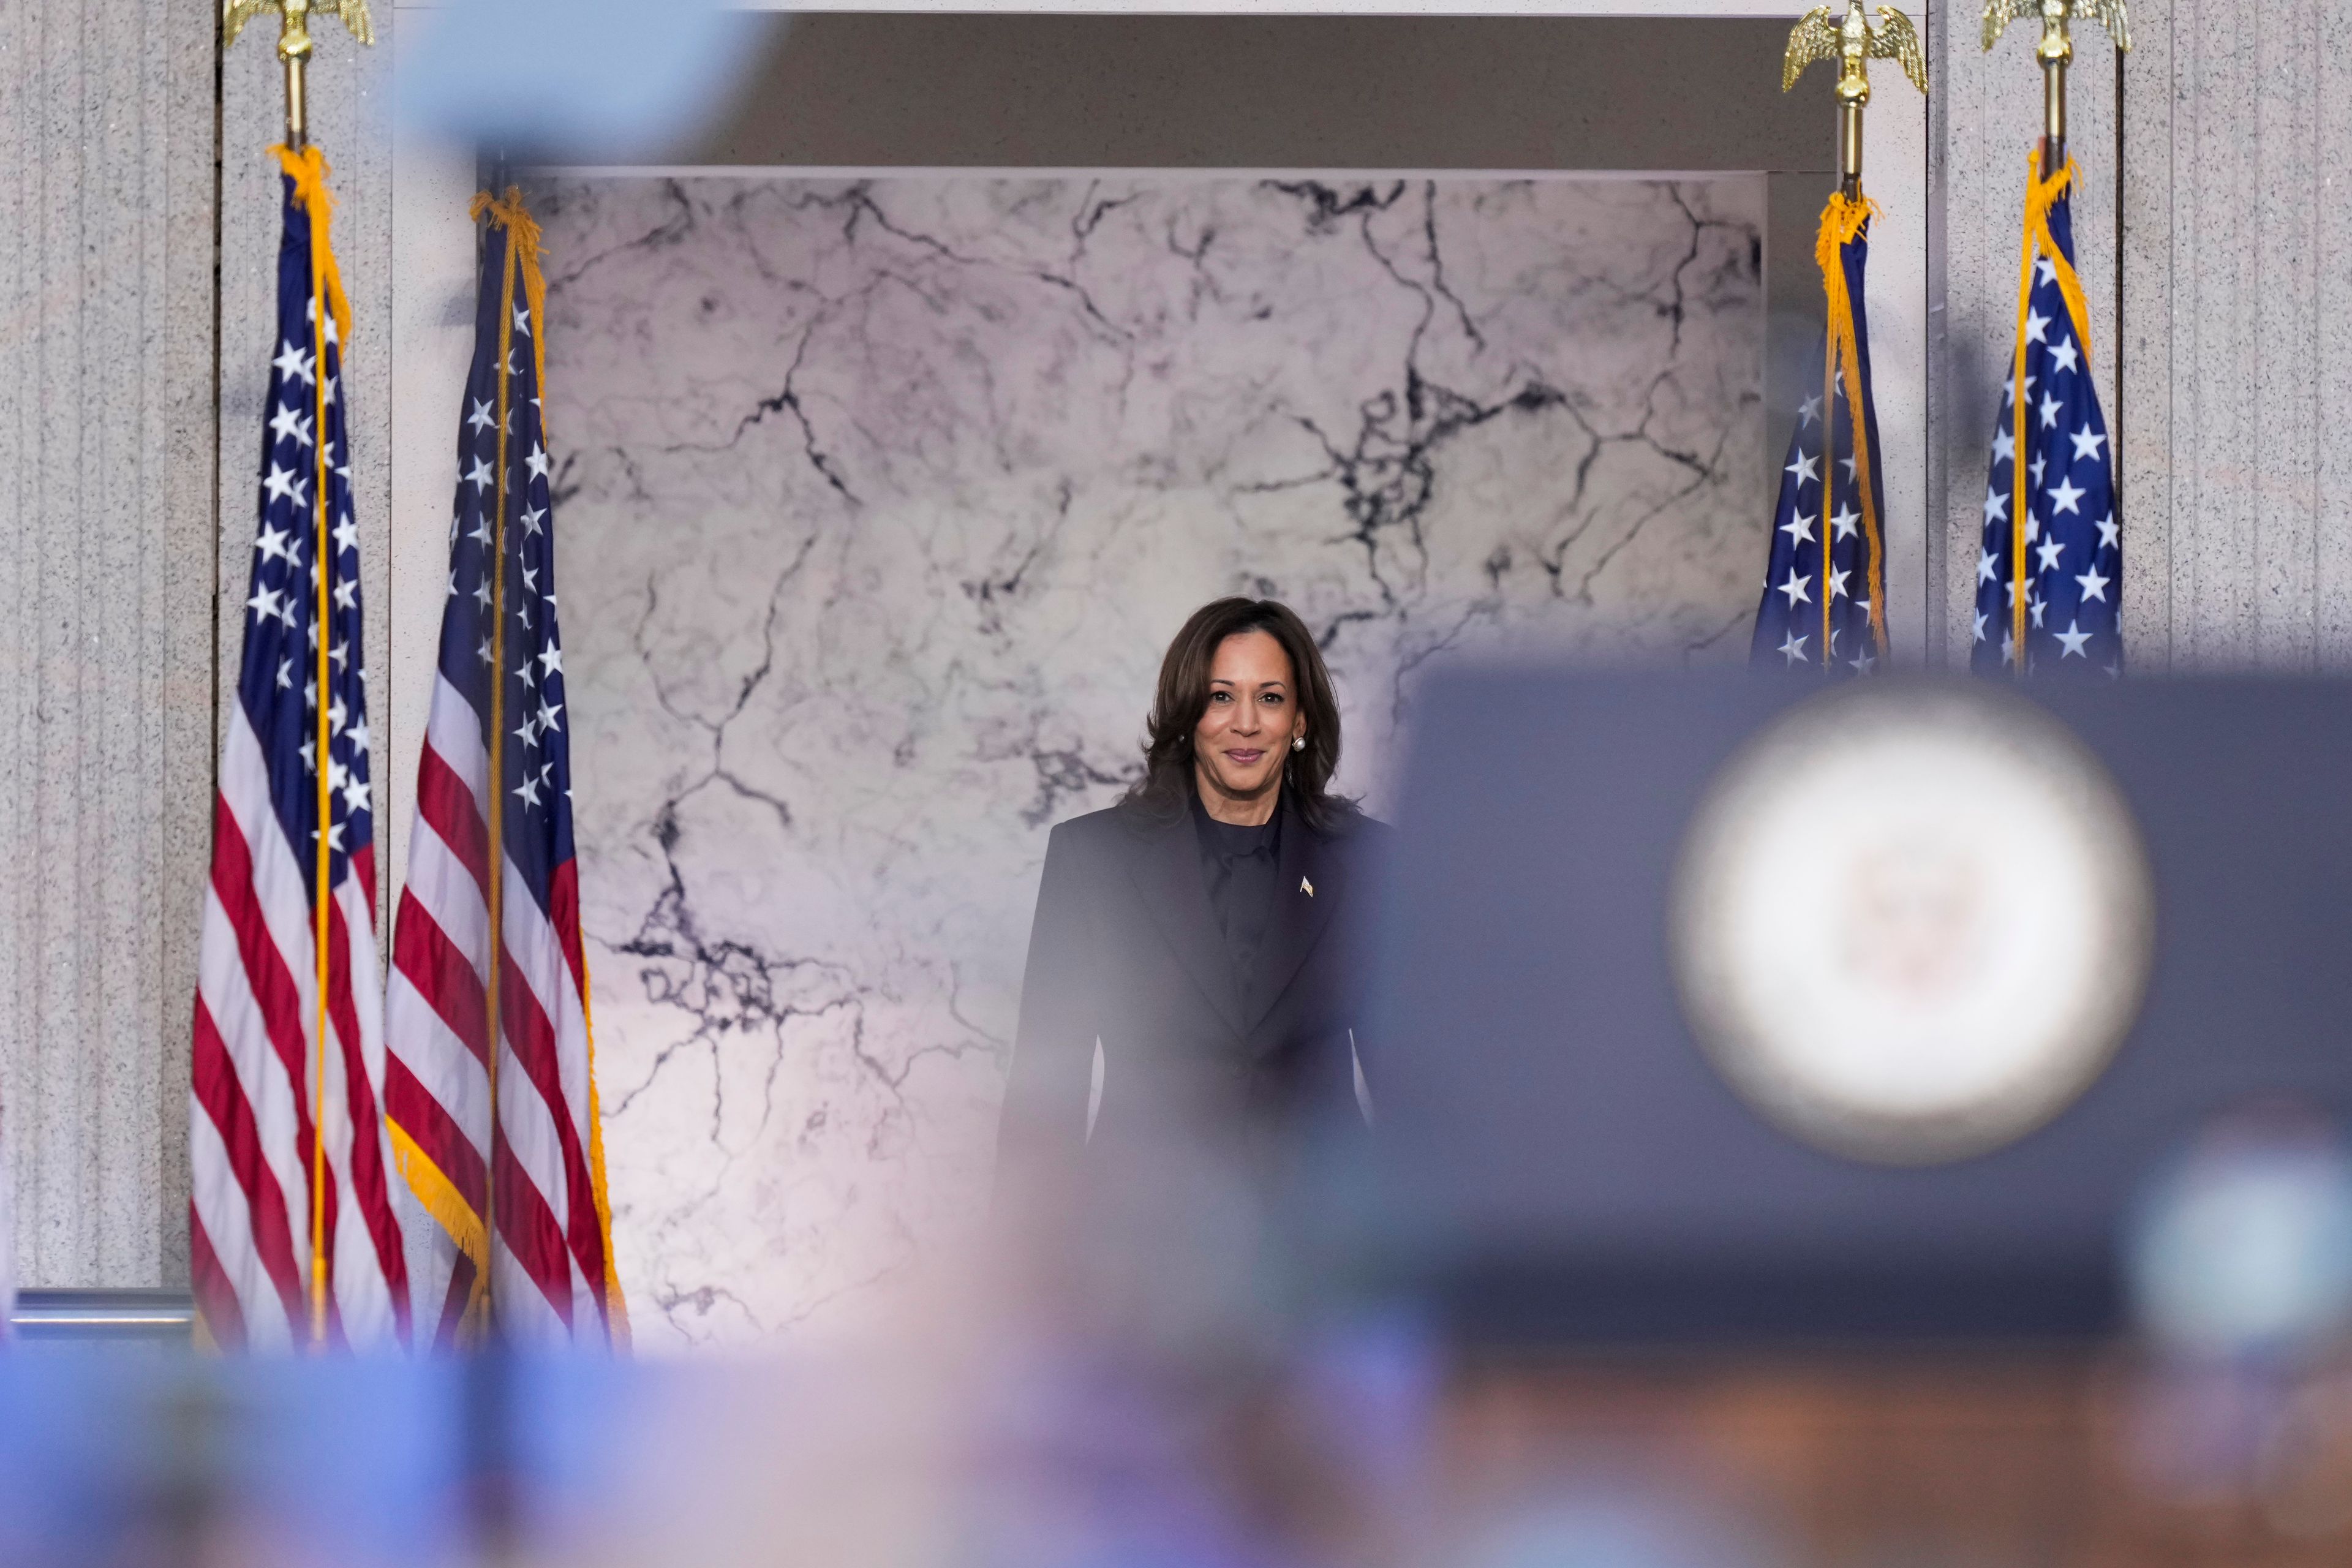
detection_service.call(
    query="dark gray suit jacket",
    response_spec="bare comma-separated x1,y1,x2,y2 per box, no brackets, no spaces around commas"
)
997,792,1390,1177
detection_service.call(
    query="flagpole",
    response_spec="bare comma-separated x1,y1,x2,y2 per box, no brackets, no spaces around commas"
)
1834,61,1864,203
307,187,333,1352
224,3,377,151
284,36,308,150
1980,1,2133,182
482,175,520,1346
2038,11,2069,176
1784,2,1921,669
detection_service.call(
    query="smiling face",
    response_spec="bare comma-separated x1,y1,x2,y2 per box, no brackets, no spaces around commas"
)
1191,628,1303,821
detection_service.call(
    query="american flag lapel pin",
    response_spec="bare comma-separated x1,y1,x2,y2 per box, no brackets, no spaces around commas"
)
1301,876,1315,897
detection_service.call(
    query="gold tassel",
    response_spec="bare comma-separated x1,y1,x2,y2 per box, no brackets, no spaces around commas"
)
388,1124,491,1286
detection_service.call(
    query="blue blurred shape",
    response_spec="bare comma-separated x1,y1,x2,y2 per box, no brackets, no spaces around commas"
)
1469,1493,1782,1568
2130,1112,2352,1360
397,0,769,160
0,1354,472,1568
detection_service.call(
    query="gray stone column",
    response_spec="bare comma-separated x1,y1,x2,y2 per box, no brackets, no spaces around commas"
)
0,0,220,1287
2119,0,2352,669
0,0,391,1293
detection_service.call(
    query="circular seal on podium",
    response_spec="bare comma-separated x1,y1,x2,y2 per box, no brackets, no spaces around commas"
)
1670,682,2155,1166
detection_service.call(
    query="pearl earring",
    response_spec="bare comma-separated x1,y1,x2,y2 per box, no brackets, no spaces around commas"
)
1291,736,1306,753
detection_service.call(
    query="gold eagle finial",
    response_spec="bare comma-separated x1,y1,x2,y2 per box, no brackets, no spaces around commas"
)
1983,0,2131,59
224,0,375,61
1785,1,1928,104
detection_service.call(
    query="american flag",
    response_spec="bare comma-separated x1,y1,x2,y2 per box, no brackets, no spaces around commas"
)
1751,196,1890,673
189,148,410,1351
385,190,624,1347
1972,154,2119,674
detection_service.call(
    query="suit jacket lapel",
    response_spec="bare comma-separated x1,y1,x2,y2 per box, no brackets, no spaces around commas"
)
1122,806,1250,1040
1248,799,1339,1035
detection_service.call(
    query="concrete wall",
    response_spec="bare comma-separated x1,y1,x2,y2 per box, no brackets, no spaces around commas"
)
0,0,391,1292
2118,0,2352,670
0,0,218,1288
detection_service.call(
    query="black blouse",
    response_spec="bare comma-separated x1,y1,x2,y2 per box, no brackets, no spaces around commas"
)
1191,790,1283,1005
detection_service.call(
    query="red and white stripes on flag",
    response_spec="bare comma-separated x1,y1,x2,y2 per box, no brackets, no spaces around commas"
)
385,188,625,1348
190,146,410,1352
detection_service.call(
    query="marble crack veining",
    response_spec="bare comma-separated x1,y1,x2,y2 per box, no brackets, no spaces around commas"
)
536,173,1766,1350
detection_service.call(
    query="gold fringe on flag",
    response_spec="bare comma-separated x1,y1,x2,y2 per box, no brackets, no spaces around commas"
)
581,957,630,1348
386,1118,489,1302
1814,190,1890,665
470,187,553,432
270,144,355,347
272,141,349,1346
2008,148,2095,666
406,186,628,1348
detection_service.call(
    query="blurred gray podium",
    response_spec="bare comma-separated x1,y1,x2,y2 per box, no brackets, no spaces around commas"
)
1356,672,2352,1345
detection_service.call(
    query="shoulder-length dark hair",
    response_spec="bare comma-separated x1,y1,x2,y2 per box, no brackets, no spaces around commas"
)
1124,597,1354,832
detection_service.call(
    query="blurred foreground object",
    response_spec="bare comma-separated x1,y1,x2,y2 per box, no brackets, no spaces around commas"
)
2118,1111,2352,1538
396,0,766,161
0,1325,1434,1568
1357,672,2352,1344
3,1309,2348,1564
1673,682,2152,1163
2131,1113,2352,1361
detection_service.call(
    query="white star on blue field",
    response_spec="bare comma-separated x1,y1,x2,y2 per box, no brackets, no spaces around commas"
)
1751,215,1888,676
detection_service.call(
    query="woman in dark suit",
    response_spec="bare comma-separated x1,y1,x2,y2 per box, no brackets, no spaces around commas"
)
997,597,1388,1189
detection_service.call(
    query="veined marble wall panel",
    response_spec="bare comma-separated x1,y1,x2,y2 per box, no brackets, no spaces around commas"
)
0,0,218,1287
536,173,1766,1348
